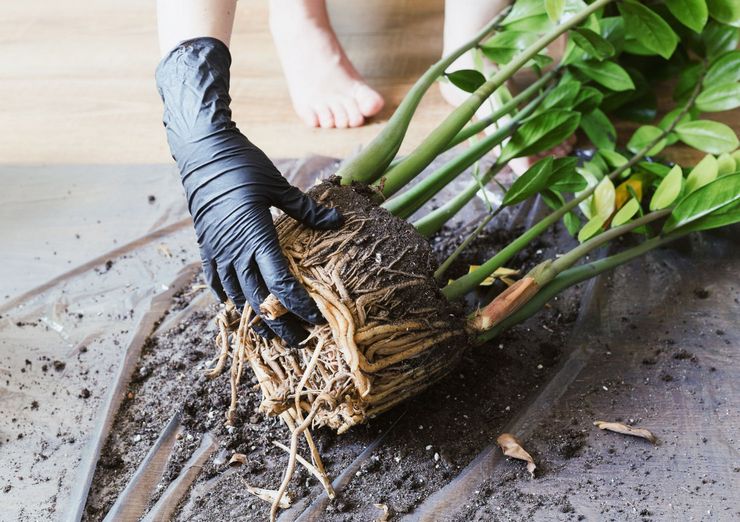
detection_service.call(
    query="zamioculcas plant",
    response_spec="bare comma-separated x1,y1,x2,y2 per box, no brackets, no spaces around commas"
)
205,0,740,518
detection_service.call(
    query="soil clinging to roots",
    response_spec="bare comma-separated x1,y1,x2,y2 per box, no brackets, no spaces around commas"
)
207,179,468,515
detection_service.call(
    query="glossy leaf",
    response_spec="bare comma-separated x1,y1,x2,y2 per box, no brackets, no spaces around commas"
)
591,176,616,221
573,86,603,114
549,157,586,192
627,125,667,156
600,149,630,176
675,120,739,154
696,82,740,112
685,154,719,194
503,157,554,206
650,164,683,211
576,168,601,218
446,70,486,93
665,0,709,33
618,1,679,59
542,81,581,110
673,200,740,232
545,0,565,22
500,110,581,162
578,214,606,242
638,161,672,178
705,50,740,85
612,197,641,227
717,152,737,175
707,0,740,27
481,31,538,65
564,211,581,236
580,109,616,151
701,21,740,59
571,28,615,60
664,172,740,232
573,61,635,92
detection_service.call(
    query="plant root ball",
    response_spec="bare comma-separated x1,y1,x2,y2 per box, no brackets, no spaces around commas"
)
218,179,468,434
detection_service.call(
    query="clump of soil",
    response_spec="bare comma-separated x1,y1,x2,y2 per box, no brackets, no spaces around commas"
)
83,185,582,521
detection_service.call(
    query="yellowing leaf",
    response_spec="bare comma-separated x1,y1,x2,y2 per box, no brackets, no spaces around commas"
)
612,198,641,227
717,152,737,176
685,154,718,194
650,164,683,211
468,265,519,286
615,174,645,210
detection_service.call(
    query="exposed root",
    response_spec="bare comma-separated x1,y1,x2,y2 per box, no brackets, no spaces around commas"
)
207,182,467,516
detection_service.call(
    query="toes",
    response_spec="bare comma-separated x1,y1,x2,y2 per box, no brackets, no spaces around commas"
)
353,83,384,118
342,98,365,128
316,106,335,128
330,101,349,129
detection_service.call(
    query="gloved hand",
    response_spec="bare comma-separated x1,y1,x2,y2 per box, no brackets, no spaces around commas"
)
155,37,343,346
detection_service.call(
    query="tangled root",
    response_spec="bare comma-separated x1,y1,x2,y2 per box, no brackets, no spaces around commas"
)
208,181,467,518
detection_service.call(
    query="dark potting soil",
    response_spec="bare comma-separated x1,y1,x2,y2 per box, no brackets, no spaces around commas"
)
83,185,584,521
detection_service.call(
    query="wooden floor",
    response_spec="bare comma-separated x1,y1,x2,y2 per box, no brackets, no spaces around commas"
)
0,0,449,164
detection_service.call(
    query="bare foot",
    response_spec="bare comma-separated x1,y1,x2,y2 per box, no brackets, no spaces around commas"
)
269,0,384,129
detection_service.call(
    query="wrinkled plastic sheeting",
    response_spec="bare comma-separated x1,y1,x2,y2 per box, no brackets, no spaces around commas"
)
0,158,335,521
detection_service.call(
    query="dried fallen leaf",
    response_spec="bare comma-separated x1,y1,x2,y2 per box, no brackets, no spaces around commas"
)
157,243,173,258
496,433,536,478
593,421,657,444
244,482,292,508
228,452,247,466
374,503,389,522
467,265,520,286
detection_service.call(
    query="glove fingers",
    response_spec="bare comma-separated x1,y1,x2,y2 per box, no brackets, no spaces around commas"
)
255,243,324,325
276,185,344,230
235,256,309,347
216,262,246,311
201,255,228,303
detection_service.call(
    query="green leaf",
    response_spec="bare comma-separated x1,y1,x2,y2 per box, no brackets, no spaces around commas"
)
549,157,586,192
612,197,641,227
627,125,667,156
541,81,581,110
702,21,740,58
650,164,683,211
675,120,739,154
500,110,581,162
685,154,719,194
705,50,740,85
674,62,704,102
578,214,606,242
600,17,626,52
564,211,581,236
600,149,631,177
717,152,737,175
707,0,740,27
696,82,740,112
572,86,603,113
541,188,564,211
446,69,486,93
570,28,615,60
638,161,672,178
591,176,616,221
665,0,709,33
618,1,679,59
502,157,554,206
580,109,617,151
663,172,740,231
673,199,740,232
545,0,565,22
481,31,538,64
573,61,635,92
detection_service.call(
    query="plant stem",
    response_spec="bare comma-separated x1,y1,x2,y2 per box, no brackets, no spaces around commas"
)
442,71,706,301
445,70,558,151
434,207,502,282
382,86,549,218
375,0,613,196
414,162,505,237
475,232,686,343
336,8,511,186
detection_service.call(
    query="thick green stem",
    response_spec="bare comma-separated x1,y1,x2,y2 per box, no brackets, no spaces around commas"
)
475,233,685,343
442,72,705,301
533,208,671,286
434,208,502,282
413,162,505,237
445,70,557,151
336,8,511,185
375,0,613,196
382,86,548,218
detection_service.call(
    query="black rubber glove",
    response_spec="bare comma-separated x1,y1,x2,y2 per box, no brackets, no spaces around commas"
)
155,37,343,346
